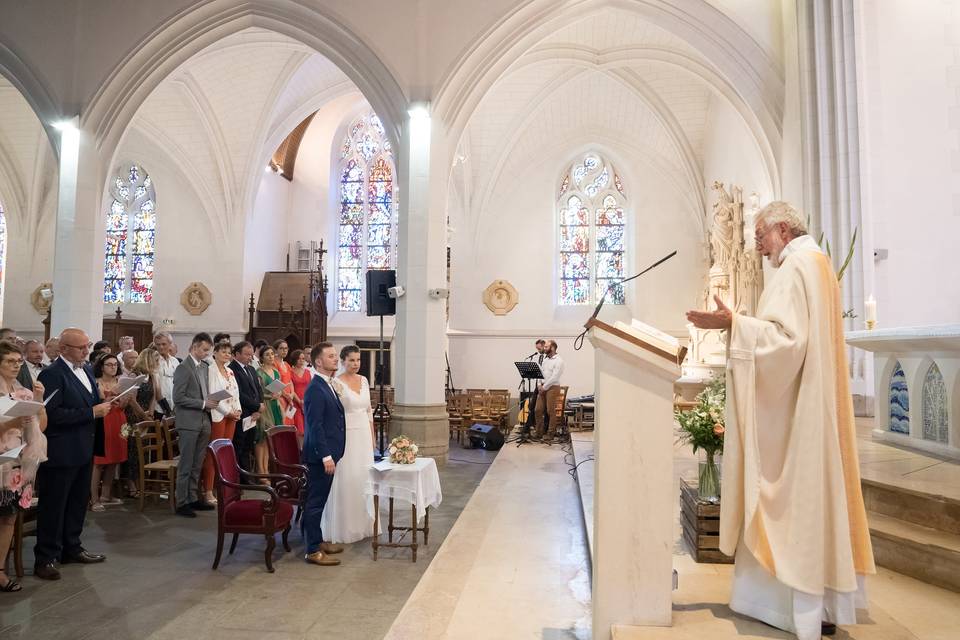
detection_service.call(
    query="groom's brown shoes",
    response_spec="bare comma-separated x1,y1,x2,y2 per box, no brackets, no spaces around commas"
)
320,542,344,554
305,551,340,566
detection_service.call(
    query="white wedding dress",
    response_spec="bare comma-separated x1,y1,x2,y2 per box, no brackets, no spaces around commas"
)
321,375,376,543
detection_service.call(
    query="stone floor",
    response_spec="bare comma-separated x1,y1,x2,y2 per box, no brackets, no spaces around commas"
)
0,441,496,640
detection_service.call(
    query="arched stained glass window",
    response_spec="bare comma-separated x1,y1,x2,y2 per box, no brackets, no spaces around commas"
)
889,361,909,434
104,164,156,303
922,362,948,443
558,153,626,305
336,112,396,311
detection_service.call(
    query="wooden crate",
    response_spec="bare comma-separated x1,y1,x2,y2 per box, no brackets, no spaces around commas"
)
680,477,734,564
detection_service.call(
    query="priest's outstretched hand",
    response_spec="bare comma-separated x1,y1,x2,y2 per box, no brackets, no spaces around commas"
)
686,295,733,330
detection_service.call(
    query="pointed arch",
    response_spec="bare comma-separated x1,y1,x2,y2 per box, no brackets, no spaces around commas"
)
889,360,909,435
921,361,948,444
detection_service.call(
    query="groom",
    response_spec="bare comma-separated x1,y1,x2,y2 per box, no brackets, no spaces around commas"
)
302,342,347,566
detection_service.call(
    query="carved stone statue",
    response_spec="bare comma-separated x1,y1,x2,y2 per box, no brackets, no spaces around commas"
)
709,181,737,271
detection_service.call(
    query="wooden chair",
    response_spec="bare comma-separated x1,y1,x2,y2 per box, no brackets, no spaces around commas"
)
449,393,472,444
487,390,510,433
159,416,179,460
467,391,490,423
4,498,38,578
265,426,307,523
207,438,293,573
552,385,570,438
134,420,178,512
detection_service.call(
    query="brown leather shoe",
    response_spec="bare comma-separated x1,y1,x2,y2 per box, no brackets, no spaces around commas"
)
304,551,340,566
320,542,344,554
60,550,106,564
34,563,61,580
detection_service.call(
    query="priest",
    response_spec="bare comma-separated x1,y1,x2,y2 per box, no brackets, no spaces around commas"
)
686,201,874,639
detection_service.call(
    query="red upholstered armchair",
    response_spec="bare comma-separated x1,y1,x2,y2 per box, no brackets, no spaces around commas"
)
206,438,295,573
266,426,307,523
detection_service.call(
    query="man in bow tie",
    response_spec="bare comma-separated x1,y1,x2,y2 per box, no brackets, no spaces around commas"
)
34,328,113,580
18,339,46,387
301,342,347,566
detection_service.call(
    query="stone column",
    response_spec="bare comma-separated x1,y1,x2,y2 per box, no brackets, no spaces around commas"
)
51,119,106,338
392,105,449,463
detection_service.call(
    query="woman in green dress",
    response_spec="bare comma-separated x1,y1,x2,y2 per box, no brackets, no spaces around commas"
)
256,345,285,476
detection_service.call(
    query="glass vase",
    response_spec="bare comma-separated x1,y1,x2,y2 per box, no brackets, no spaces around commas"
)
698,451,721,503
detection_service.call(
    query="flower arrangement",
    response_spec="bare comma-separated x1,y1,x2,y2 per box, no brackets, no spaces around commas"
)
388,434,419,465
119,422,142,440
675,376,725,501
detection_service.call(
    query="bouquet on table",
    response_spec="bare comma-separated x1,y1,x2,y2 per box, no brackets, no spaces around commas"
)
388,435,419,465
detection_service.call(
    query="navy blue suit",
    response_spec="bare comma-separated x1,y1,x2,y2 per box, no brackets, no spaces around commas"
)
301,374,346,553
35,357,102,565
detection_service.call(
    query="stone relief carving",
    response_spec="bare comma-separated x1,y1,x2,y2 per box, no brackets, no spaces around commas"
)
180,282,212,316
482,280,519,316
30,282,53,314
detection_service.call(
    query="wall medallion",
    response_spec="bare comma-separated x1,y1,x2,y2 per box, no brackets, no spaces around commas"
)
483,280,519,316
30,282,53,314
180,282,212,316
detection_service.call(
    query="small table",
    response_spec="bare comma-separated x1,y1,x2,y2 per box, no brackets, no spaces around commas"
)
365,457,442,562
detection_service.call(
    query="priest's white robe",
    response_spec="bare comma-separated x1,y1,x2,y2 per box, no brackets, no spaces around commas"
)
721,235,875,640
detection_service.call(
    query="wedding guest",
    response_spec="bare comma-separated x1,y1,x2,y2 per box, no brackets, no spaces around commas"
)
120,349,138,375
172,333,217,517
288,349,311,444
90,354,129,512
229,342,262,475
118,336,135,352
43,337,60,365
89,340,111,363
203,340,241,504
251,339,268,369
0,328,16,343
153,332,178,419
123,347,161,497
322,345,376,543
36,328,111,580
169,342,182,362
18,340,45,387
273,340,296,420
0,342,47,592
213,333,230,345
255,345,285,476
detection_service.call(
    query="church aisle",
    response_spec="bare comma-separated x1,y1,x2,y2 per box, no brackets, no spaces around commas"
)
385,440,592,640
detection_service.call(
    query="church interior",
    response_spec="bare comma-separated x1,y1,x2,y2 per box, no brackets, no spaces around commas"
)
1,1,959,639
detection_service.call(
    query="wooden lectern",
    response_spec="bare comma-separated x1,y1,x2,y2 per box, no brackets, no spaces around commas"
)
586,318,685,638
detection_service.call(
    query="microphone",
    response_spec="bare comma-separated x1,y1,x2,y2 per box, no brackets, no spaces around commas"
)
574,250,678,350
525,352,538,360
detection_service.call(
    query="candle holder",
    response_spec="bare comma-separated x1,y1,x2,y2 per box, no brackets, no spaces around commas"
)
866,320,876,330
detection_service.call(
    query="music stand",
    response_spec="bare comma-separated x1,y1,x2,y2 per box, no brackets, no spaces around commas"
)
515,361,544,444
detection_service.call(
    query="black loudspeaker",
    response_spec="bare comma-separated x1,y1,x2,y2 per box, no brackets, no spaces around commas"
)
366,269,397,316
467,424,505,451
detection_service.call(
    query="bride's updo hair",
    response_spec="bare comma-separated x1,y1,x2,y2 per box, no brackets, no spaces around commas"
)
339,344,360,361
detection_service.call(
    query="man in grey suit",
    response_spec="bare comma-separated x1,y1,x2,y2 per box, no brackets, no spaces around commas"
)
172,332,218,517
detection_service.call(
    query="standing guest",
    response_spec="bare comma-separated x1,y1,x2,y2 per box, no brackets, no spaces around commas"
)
288,349,311,444
153,332,178,419
533,339,565,443
120,349,138,375
172,333,217,518
90,354,129,512
18,340,45,387
322,345,376,543
251,339,268,369
687,201,874,639
229,342,262,475
0,328,17,343
118,336,135,353
302,342,346,566
35,328,111,580
89,341,111,364
123,347,162,498
169,342,182,362
273,340,296,419
203,341,241,504
255,345,285,476
0,342,47,593
43,337,60,365
213,333,230,345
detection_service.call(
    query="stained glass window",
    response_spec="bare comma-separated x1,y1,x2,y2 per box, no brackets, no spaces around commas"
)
104,164,156,303
336,112,397,311
889,361,909,434
557,154,626,305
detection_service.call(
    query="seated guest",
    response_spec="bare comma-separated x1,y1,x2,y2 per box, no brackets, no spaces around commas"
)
118,336,135,353
35,328,111,580
0,342,48,593
90,354,130,511
122,347,161,497
229,342,262,475
89,340,111,363
18,340,45,387
43,337,60,365
172,333,217,517
288,349,311,444
203,340,241,504
255,345,285,476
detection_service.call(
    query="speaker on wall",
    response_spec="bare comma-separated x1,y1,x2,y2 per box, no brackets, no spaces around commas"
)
366,269,397,316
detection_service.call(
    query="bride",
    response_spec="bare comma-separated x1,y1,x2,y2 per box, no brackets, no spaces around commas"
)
321,345,376,543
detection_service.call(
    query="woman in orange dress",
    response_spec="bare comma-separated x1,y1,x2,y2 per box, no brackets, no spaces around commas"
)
288,349,311,443
91,354,129,511
273,340,297,423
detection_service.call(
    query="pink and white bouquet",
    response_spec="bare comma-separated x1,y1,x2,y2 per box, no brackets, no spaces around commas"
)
388,435,418,465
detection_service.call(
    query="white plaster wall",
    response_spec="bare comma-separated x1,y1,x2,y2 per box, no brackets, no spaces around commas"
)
243,169,292,311
856,0,960,326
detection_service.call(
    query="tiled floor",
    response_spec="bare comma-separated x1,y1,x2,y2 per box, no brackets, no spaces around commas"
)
0,441,496,640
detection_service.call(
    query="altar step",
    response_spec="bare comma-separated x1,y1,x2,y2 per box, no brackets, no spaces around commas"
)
864,478,960,593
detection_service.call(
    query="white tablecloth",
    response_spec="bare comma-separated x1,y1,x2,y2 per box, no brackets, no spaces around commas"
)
365,457,442,522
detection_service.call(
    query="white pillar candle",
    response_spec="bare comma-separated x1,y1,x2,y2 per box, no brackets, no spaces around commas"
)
864,294,877,323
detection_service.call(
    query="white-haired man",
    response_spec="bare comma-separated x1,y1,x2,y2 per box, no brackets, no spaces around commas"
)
153,332,178,417
687,201,875,639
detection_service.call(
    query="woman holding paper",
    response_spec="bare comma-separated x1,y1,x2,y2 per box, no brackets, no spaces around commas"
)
123,347,161,498
256,345,286,476
203,340,241,504
90,354,129,512
0,342,47,593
